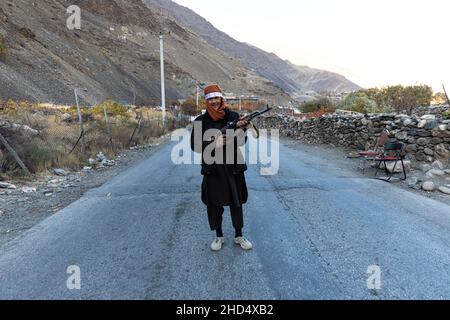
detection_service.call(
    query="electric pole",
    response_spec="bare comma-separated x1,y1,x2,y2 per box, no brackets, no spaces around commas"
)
196,85,199,108
160,34,166,128
153,8,172,129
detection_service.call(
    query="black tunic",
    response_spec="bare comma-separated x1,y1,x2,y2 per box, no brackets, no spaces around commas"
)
190,109,248,207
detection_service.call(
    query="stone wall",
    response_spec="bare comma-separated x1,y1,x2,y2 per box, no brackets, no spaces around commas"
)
411,104,449,116
256,112,450,169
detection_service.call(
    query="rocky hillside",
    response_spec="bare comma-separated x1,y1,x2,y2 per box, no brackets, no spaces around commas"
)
145,0,362,99
0,0,290,105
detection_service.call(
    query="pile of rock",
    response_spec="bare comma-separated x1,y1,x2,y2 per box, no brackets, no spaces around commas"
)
0,119,39,135
83,152,115,171
410,104,450,117
95,152,115,167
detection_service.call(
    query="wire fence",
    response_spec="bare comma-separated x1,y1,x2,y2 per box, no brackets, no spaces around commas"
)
0,104,192,176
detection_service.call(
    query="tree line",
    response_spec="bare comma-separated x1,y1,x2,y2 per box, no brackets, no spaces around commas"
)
301,84,448,115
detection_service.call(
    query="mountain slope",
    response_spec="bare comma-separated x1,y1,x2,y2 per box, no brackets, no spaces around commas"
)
145,0,362,97
0,0,290,105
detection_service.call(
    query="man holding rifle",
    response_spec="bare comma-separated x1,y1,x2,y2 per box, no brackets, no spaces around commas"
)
190,84,253,251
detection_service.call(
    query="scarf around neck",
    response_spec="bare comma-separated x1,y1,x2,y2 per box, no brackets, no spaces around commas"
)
206,98,227,121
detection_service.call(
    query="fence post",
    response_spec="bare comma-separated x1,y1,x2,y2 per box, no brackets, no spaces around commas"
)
103,106,113,150
0,132,32,176
74,89,85,154
129,114,142,146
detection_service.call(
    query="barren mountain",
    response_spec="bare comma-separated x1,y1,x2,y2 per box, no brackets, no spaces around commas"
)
0,0,290,105
145,0,362,98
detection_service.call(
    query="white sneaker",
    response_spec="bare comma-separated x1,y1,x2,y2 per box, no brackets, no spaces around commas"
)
234,236,253,250
211,237,224,251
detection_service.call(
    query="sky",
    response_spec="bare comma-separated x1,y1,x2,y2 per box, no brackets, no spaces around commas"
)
172,0,449,93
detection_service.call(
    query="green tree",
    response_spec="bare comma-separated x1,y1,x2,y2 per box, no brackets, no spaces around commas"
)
362,88,387,107
340,85,433,114
382,85,432,114
301,97,333,113
339,92,379,113
180,98,198,116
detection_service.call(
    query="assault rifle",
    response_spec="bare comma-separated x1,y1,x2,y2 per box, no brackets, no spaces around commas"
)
220,105,272,134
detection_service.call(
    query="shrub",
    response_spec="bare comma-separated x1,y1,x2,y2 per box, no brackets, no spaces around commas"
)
92,100,127,117
180,98,198,116
343,85,433,114
339,92,394,113
0,100,190,176
301,97,333,113
442,110,450,119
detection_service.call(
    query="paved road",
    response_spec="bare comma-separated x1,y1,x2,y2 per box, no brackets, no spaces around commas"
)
0,134,449,299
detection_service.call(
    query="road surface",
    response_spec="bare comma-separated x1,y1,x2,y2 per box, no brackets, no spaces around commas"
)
0,134,449,299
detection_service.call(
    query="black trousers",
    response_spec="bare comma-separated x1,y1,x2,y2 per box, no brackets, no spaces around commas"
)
207,204,243,231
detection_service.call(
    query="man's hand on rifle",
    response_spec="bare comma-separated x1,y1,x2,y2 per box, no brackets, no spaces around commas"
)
215,118,251,149
236,119,250,129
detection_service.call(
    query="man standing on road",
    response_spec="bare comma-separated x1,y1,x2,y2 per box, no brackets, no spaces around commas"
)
190,84,253,251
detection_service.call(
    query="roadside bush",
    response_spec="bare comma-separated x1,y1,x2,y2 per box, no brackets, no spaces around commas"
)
0,127,80,174
341,85,433,114
180,98,198,116
339,92,380,113
92,100,127,117
301,97,334,113
442,110,450,119
0,101,189,176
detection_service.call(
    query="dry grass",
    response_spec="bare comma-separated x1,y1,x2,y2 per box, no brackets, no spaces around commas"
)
0,100,189,177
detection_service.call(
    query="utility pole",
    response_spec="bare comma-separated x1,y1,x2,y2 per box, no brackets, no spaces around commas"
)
152,8,171,128
159,34,166,128
196,85,199,108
